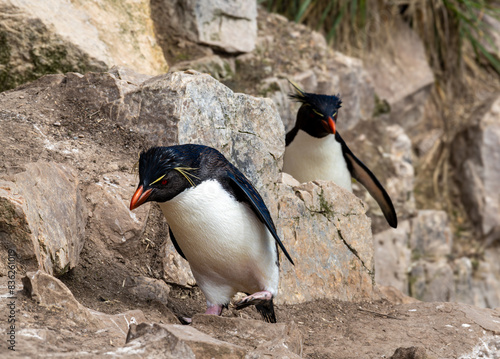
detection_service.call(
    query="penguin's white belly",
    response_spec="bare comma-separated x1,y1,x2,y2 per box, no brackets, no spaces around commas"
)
283,130,353,192
159,180,279,305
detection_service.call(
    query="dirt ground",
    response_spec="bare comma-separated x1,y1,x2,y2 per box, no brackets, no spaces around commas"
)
2,268,500,358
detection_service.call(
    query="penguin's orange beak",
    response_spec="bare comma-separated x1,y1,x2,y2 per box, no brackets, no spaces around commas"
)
322,117,336,134
130,185,152,210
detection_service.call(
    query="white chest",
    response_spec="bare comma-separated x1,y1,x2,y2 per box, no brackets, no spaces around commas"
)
158,180,279,304
283,130,353,191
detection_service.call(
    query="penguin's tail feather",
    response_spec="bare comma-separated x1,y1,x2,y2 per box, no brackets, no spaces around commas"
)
255,300,277,323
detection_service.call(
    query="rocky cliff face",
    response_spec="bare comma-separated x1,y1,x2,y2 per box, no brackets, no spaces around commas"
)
1,0,500,357
0,68,376,304
0,0,167,92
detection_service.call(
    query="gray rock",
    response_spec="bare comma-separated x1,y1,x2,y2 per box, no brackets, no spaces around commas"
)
275,174,376,304
0,181,38,274
470,248,500,308
124,276,171,306
161,232,197,287
171,55,236,80
454,257,474,305
0,162,86,276
378,285,419,305
191,314,303,358
409,259,455,302
23,270,146,332
195,0,257,53
384,125,416,218
375,211,454,301
390,346,437,359
124,322,246,358
0,0,166,92
152,0,257,53
324,51,376,130
451,95,500,237
410,210,453,261
23,270,96,327
86,172,149,248
364,18,434,134
374,220,411,295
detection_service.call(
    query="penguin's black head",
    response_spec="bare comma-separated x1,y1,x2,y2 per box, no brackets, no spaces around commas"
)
130,145,205,210
289,81,342,138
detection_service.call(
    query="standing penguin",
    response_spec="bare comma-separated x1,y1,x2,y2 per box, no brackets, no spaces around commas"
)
283,83,397,228
130,144,294,323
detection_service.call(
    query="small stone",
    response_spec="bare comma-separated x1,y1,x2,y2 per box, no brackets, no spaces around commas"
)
53,121,61,126
1,163,87,276
124,276,170,306
390,346,436,359
124,322,247,357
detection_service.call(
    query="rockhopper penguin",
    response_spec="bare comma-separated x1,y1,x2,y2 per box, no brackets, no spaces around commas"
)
130,144,294,323
283,82,398,228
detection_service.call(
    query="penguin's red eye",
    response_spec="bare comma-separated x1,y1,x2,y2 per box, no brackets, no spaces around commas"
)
161,179,167,185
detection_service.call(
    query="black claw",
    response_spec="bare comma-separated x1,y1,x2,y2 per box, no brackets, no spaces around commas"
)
234,297,277,323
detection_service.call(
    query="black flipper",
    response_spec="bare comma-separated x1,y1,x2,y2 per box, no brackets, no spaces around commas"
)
168,227,187,260
336,132,398,228
225,168,295,265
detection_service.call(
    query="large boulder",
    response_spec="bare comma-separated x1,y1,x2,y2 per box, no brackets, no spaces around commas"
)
451,95,500,238
0,0,167,92
276,175,375,304
364,17,434,134
374,210,453,302
0,162,86,276
191,314,303,357
23,270,147,329
151,0,257,54
124,322,247,358
374,221,411,294
86,171,149,249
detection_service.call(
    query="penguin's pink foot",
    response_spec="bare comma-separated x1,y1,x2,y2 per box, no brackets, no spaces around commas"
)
179,304,223,325
204,304,223,316
234,291,273,309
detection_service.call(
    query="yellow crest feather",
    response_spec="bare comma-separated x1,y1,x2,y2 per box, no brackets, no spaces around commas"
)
174,167,199,187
